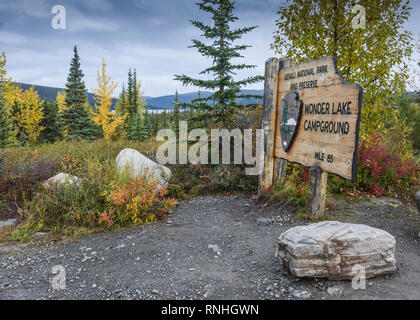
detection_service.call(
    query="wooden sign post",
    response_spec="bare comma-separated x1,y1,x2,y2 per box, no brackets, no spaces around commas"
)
258,56,363,219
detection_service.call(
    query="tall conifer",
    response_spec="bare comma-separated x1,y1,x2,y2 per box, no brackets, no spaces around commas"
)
60,46,97,140
174,0,263,127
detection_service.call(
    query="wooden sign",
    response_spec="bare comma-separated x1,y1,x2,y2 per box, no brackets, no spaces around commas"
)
259,56,363,218
274,56,362,179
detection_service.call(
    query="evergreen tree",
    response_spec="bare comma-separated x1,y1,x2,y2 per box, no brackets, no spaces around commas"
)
126,111,142,141
116,83,127,115
0,94,17,148
60,46,97,140
133,69,138,112
152,112,161,135
172,91,181,137
174,0,263,127
39,99,61,143
127,68,135,117
162,109,169,129
142,109,152,140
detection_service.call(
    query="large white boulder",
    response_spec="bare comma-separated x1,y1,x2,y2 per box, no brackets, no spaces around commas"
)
116,148,171,187
42,173,82,189
276,221,396,280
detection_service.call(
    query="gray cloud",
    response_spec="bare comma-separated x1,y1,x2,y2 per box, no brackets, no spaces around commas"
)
0,0,419,96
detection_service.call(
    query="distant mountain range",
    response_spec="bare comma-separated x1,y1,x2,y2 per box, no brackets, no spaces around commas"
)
14,83,264,110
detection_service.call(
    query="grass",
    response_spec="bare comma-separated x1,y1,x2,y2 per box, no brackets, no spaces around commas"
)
0,139,174,241
0,138,258,242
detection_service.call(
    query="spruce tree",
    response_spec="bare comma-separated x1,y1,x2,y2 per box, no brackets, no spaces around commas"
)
133,69,138,112
152,112,161,135
172,91,181,137
0,94,17,148
116,83,127,115
127,69,135,118
142,109,152,140
127,112,142,141
39,99,61,143
162,109,169,129
61,46,97,140
174,0,263,127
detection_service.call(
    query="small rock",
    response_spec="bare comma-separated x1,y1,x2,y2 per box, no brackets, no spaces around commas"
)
43,173,82,188
256,218,274,226
289,287,311,299
327,286,343,296
115,244,126,249
208,244,222,255
152,289,159,295
0,219,18,228
32,232,50,241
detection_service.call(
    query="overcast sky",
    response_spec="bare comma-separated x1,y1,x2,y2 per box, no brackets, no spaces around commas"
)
0,0,419,97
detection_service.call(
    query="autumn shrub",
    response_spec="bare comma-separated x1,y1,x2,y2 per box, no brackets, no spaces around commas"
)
354,135,419,199
0,138,175,240
327,133,419,200
101,175,176,226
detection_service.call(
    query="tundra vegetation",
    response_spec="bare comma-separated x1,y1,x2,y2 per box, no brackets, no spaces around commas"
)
0,0,419,241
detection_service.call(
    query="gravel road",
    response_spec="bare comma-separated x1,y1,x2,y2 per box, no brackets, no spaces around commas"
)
0,195,419,300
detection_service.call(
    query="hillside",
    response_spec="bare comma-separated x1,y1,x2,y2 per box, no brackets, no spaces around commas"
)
12,83,263,110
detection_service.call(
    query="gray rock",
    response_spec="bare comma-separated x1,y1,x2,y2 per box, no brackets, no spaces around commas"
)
116,148,171,187
208,244,221,256
42,173,82,188
289,287,311,299
256,218,274,226
327,285,343,296
0,219,18,228
32,232,50,241
416,190,420,212
276,221,396,280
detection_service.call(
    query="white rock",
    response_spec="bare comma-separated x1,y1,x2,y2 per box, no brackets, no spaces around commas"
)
276,221,396,280
289,287,311,299
327,285,343,296
42,173,82,188
0,219,18,228
32,232,50,241
208,244,222,256
116,148,171,187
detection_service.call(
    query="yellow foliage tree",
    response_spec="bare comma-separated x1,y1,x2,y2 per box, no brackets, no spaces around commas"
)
56,90,67,112
0,55,44,145
91,59,125,140
2,80,24,111
0,52,6,82
16,86,45,145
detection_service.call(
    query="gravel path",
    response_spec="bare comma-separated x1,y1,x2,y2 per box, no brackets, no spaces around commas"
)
0,195,419,300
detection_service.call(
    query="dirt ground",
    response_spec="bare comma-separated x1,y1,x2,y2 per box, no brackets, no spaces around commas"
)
0,195,419,300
